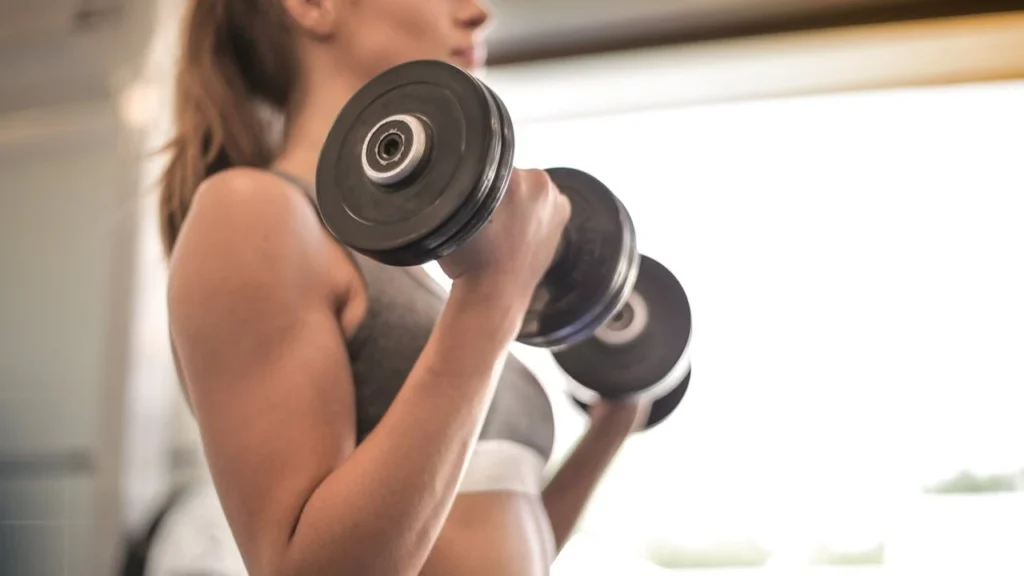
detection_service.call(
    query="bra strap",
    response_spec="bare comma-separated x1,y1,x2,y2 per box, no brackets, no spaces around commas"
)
266,167,318,207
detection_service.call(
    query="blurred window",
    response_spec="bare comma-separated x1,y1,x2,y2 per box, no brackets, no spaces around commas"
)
489,79,1024,574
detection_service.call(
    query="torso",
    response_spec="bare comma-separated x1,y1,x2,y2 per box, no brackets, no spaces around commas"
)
158,169,558,575
330,247,559,576
340,248,556,462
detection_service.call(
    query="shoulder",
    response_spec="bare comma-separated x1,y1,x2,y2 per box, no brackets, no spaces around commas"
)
172,167,322,270
167,167,353,314
188,166,317,238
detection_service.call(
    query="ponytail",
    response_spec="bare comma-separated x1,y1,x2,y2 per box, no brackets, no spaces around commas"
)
159,0,297,256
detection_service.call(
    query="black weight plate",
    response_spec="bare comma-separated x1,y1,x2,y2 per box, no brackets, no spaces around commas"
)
518,168,639,349
381,76,512,264
644,368,690,430
553,254,691,397
570,366,691,431
316,60,503,266
433,81,515,258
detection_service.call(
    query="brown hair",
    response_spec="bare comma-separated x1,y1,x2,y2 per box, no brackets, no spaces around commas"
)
159,0,298,256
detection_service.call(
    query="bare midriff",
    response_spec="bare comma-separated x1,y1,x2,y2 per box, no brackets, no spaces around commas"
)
422,492,556,576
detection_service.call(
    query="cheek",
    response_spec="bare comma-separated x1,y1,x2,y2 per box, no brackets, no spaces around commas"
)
348,1,454,73
387,1,452,55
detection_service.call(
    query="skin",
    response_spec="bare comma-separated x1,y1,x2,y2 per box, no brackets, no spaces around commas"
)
168,1,649,574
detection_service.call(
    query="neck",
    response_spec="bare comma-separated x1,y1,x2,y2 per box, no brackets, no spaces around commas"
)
275,68,366,185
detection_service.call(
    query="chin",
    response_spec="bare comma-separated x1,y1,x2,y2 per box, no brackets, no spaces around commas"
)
449,57,475,71
449,49,485,72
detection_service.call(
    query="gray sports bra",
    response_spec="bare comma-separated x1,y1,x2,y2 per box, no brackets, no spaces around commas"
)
271,170,556,468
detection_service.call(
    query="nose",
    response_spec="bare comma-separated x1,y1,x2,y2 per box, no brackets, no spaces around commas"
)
457,0,491,32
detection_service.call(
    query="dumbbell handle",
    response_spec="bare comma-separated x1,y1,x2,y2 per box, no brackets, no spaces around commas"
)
542,167,577,276
548,231,574,274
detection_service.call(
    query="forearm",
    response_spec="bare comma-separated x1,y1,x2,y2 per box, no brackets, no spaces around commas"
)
542,421,631,552
280,281,528,576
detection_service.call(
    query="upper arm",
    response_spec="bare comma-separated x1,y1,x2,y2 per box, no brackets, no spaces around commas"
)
167,168,359,573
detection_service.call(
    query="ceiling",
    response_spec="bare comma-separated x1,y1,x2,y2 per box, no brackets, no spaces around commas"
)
485,0,1024,63
0,0,150,118
0,0,1020,116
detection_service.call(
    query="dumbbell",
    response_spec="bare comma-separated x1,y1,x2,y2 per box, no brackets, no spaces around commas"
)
315,59,639,349
557,254,692,431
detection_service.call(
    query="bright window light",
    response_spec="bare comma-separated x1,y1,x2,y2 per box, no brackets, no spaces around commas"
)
490,80,1024,574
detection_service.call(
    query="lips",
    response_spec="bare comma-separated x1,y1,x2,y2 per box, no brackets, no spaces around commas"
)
452,45,484,69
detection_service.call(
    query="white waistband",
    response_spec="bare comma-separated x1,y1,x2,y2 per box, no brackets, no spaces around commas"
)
458,439,547,495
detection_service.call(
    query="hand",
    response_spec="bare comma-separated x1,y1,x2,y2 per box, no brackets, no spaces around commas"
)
588,396,651,437
440,169,571,302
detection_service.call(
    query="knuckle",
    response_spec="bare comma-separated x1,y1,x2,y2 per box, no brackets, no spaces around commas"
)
537,173,555,195
508,170,525,191
524,169,549,189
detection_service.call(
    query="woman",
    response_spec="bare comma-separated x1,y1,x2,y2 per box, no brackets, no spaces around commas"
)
157,1,647,574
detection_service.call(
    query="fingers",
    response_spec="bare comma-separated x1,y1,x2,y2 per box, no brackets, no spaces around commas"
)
512,168,551,196
511,168,571,224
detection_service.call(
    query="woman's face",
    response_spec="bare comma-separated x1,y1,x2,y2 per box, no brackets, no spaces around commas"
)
287,0,493,80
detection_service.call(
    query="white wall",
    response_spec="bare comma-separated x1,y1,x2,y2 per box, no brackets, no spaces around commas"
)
0,1,156,574
0,106,136,575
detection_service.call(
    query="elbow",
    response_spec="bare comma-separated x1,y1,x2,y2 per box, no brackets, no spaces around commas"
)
264,539,401,576
273,559,395,576
243,534,311,576
257,553,315,576
246,546,292,576
250,491,423,576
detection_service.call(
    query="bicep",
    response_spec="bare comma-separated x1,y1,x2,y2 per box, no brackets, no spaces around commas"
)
182,305,355,567
167,171,359,572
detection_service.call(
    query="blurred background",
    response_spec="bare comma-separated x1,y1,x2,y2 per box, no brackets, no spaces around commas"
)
3,0,1024,574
